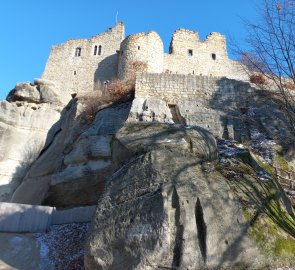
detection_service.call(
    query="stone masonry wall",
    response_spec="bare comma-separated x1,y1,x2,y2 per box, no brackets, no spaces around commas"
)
42,22,125,97
135,72,251,104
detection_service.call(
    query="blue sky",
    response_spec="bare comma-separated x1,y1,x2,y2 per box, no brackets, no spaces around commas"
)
0,0,260,99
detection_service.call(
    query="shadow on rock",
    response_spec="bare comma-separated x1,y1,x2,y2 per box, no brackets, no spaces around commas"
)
210,77,295,151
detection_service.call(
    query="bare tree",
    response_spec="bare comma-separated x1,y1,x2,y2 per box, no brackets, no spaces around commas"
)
239,0,295,131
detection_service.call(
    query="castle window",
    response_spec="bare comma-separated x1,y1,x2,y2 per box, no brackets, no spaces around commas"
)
138,46,140,50
74,71,77,75
98,45,102,55
188,49,193,57
212,53,216,60
75,47,81,57
94,45,98,55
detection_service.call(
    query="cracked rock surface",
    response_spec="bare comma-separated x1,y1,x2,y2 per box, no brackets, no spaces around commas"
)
85,123,263,270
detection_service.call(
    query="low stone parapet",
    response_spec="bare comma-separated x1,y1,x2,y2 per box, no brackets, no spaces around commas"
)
0,202,96,233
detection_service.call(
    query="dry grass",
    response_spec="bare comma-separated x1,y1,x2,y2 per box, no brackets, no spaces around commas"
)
79,91,106,124
250,74,268,85
130,61,147,73
79,79,134,125
126,61,148,83
284,82,295,91
107,79,134,100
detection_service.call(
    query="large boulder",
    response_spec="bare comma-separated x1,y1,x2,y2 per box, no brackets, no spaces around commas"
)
114,122,218,162
6,82,40,103
6,79,65,105
85,123,263,270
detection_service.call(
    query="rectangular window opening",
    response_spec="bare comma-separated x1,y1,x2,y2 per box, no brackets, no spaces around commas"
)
75,47,81,57
188,49,193,57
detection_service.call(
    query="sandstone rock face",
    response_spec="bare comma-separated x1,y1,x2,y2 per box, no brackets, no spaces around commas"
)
127,98,173,123
34,79,63,104
85,123,263,270
11,101,132,207
0,100,61,201
128,97,226,138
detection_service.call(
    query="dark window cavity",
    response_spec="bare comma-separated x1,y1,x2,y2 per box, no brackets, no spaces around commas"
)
138,46,140,50
75,47,81,57
94,45,98,55
188,49,193,57
98,45,102,55
74,71,77,75
211,53,216,60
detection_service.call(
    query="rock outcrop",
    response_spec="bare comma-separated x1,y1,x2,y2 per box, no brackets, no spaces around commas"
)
6,79,64,105
0,100,61,201
127,98,173,123
85,122,263,270
11,100,132,207
6,82,40,103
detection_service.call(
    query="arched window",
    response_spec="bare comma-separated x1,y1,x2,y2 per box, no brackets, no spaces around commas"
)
188,49,193,57
98,45,102,55
211,53,216,60
75,47,81,57
94,45,98,55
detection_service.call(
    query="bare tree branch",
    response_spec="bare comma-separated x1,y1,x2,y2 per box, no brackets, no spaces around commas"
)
236,0,295,132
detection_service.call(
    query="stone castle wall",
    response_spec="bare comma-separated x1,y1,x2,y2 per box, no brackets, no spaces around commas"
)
135,72,251,104
163,29,248,80
42,22,125,97
118,28,248,82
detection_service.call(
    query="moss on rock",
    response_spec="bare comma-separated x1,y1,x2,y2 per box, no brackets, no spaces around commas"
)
217,145,295,267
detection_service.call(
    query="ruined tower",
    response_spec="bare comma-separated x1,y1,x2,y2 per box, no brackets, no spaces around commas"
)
118,31,164,81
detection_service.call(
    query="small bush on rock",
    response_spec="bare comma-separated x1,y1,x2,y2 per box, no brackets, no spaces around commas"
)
79,79,134,125
250,74,267,85
107,79,135,100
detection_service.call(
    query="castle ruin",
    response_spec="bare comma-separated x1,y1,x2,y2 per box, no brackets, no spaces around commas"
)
42,22,248,96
